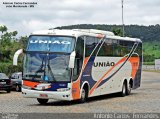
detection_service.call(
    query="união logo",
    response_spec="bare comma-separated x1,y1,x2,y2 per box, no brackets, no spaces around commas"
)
30,40,71,44
93,62,115,67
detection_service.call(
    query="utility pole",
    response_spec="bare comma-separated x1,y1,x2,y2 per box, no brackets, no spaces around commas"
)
122,0,125,37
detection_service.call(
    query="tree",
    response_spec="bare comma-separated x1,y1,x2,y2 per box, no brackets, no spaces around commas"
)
0,25,7,34
0,25,27,75
0,25,19,61
111,27,123,36
19,36,28,48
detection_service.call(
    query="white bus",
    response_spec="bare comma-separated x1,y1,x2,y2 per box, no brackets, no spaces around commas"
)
13,29,142,104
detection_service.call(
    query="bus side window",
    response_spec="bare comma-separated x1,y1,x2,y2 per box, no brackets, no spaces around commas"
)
85,36,97,57
73,37,84,81
98,39,113,56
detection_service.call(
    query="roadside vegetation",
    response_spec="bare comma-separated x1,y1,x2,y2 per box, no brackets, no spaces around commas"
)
0,25,27,75
143,41,160,65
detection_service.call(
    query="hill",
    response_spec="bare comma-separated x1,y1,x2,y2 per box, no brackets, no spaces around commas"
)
56,24,160,64
56,24,160,42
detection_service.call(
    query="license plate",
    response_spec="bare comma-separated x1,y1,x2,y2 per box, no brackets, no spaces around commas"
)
39,94,48,98
0,82,6,84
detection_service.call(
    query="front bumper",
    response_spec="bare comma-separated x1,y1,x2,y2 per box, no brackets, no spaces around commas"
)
22,88,72,101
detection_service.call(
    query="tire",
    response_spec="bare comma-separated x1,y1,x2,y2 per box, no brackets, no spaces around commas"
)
126,82,132,95
121,82,127,97
16,85,21,92
37,98,48,104
6,89,11,93
80,88,88,103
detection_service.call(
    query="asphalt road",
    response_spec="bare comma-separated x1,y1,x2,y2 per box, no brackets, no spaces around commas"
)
0,71,160,114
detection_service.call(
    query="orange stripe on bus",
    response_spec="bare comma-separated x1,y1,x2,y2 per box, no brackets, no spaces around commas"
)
72,79,81,100
83,57,89,69
23,80,40,88
128,57,140,79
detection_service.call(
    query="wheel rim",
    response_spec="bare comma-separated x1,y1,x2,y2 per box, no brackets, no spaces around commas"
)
16,85,19,91
81,89,86,100
122,84,126,95
128,83,131,93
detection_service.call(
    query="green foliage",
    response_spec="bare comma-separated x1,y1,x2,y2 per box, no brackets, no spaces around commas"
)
0,62,22,75
143,62,155,65
143,41,160,62
0,25,28,75
111,27,123,36
0,25,7,33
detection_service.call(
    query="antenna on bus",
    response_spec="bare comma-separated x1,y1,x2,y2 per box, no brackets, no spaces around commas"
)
122,0,125,37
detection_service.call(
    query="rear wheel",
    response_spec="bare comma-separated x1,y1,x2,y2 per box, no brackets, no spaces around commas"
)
126,82,132,95
37,98,48,104
80,88,88,103
121,82,127,97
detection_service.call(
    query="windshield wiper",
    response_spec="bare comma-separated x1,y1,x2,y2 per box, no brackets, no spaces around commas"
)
32,57,45,81
37,57,45,73
47,56,56,82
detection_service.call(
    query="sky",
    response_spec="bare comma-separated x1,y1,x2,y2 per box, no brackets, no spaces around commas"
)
0,0,160,37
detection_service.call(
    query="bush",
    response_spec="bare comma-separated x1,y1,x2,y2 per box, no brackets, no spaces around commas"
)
0,62,22,76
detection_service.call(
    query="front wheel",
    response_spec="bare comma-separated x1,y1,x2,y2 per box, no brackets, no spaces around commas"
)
16,85,21,92
80,88,88,103
37,98,48,105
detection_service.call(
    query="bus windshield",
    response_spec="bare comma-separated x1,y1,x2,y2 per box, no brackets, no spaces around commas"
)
23,35,75,82
23,53,71,82
27,35,75,53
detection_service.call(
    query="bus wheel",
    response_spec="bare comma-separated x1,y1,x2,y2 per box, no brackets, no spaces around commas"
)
37,98,48,104
16,85,21,92
126,82,132,95
121,82,127,97
80,88,88,103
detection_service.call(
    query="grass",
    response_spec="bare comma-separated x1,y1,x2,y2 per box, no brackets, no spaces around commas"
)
143,70,160,73
143,62,155,65
143,41,160,58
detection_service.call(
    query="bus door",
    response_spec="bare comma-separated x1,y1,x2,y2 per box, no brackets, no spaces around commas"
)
72,37,84,81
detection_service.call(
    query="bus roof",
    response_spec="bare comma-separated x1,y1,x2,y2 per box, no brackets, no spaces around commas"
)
31,29,142,43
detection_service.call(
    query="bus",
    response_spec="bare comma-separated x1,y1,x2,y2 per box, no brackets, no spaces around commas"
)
13,29,142,104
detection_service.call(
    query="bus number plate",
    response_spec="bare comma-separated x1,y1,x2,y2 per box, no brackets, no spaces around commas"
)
39,94,48,98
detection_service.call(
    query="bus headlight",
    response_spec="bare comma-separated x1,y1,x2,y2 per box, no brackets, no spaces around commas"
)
57,88,70,92
22,85,32,90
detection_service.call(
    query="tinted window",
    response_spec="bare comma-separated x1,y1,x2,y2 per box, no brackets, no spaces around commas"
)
119,41,134,56
98,39,135,57
85,36,99,57
98,39,113,56
73,37,84,81
135,42,142,57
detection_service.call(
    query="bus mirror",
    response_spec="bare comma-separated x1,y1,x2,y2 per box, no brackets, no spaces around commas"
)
69,51,76,68
13,49,23,66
